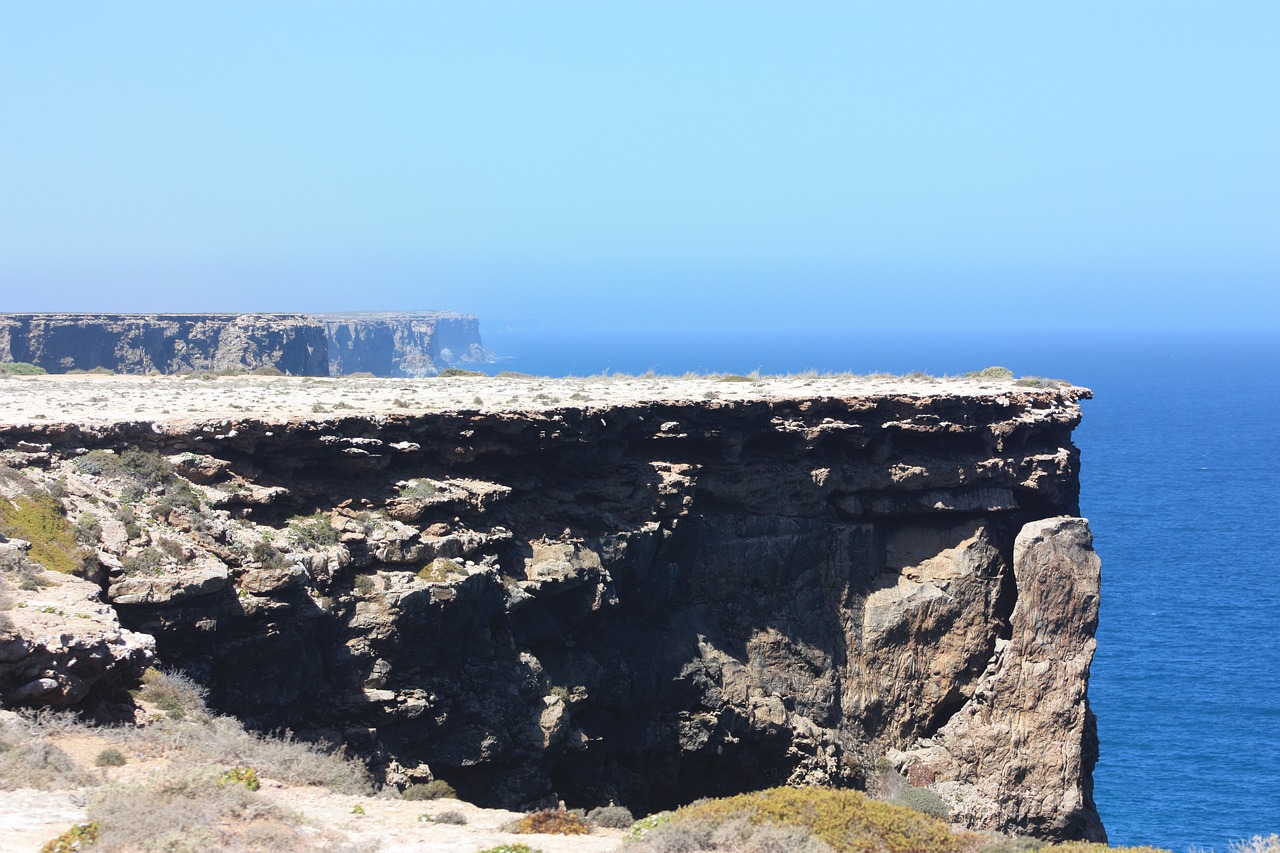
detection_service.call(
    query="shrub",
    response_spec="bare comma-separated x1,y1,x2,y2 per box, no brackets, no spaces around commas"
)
1014,376,1069,389
86,767,306,852
251,365,283,376
0,737,93,791
477,846,543,853
398,479,440,500
891,785,949,820
627,811,675,840
73,513,103,546
135,668,209,719
0,361,47,375
438,368,485,378
667,787,964,853
418,558,464,583
250,539,287,570
95,748,128,768
964,366,1014,380
121,547,165,576
0,494,88,575
40,821,99,853
587,804,635,828
288,512,338,548
516,809,591,835
1230,837,1280,853
219,766,260,791
433,809,467,824
402,779,457,800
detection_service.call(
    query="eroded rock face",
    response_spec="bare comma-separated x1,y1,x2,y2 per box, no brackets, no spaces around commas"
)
0,545,154,711
0,312,484,376
0,385,1104,841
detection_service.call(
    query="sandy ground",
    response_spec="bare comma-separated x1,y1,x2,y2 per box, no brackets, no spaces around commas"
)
0,371,1044,428
0,726,626,853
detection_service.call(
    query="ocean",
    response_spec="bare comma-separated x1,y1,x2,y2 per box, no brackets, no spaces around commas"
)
479,324,1280,851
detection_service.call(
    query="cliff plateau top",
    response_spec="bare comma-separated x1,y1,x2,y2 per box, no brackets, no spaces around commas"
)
0,370,1087,428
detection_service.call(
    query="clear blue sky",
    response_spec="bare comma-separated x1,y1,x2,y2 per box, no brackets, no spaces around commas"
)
1,2,1277,332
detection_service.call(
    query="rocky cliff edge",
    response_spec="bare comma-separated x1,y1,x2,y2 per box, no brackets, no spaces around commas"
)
0,373,1103,841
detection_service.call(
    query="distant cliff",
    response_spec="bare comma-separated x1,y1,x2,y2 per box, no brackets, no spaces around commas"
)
0,312,485,377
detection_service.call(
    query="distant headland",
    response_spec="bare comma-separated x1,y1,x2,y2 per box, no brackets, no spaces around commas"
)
0,311,486,377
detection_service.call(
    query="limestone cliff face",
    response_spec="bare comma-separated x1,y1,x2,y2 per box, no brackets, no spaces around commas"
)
0,386,1103,841
322,313,486,377
0,312,483,376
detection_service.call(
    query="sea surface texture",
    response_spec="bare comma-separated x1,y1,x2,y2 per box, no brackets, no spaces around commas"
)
481,325,1280,851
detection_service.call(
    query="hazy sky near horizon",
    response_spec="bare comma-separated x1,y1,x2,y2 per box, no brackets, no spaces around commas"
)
1,2,1277,332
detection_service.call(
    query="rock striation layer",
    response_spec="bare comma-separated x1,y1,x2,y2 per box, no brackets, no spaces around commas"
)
0,378,1103,841
0,312,484,376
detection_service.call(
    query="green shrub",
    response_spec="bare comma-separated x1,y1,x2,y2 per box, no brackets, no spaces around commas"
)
250,539,287,570
398,479,440,500
0,361,47,375
0,494,88,575
418,558,464,583
1014,376,1069,389
135,668,209,719
626,811,675,840
476,845,543,853
73,513,103,546
39,821,99,853
218,766,261,791
288,512,338,548
587,804,634,828
251,365,283,376
891,785,949,820
669,787,964,853
121,547,165,576
95,747,128,767
401,779,457,800
515,809,591,835
964,366,1015,380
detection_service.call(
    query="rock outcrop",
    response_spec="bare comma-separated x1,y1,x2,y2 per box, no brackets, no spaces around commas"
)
0,312,484,376
0,379,1104,841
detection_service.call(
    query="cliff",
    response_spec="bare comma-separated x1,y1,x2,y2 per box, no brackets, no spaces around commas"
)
0,312,485,376
0,373,1103,841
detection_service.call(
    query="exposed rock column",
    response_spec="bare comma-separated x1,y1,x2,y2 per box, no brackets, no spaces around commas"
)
894,516,1104,842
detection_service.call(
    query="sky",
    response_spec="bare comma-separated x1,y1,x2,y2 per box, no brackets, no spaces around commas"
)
1,2,1277,333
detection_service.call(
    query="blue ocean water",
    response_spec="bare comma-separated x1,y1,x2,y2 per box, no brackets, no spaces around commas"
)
480,325,1280,851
